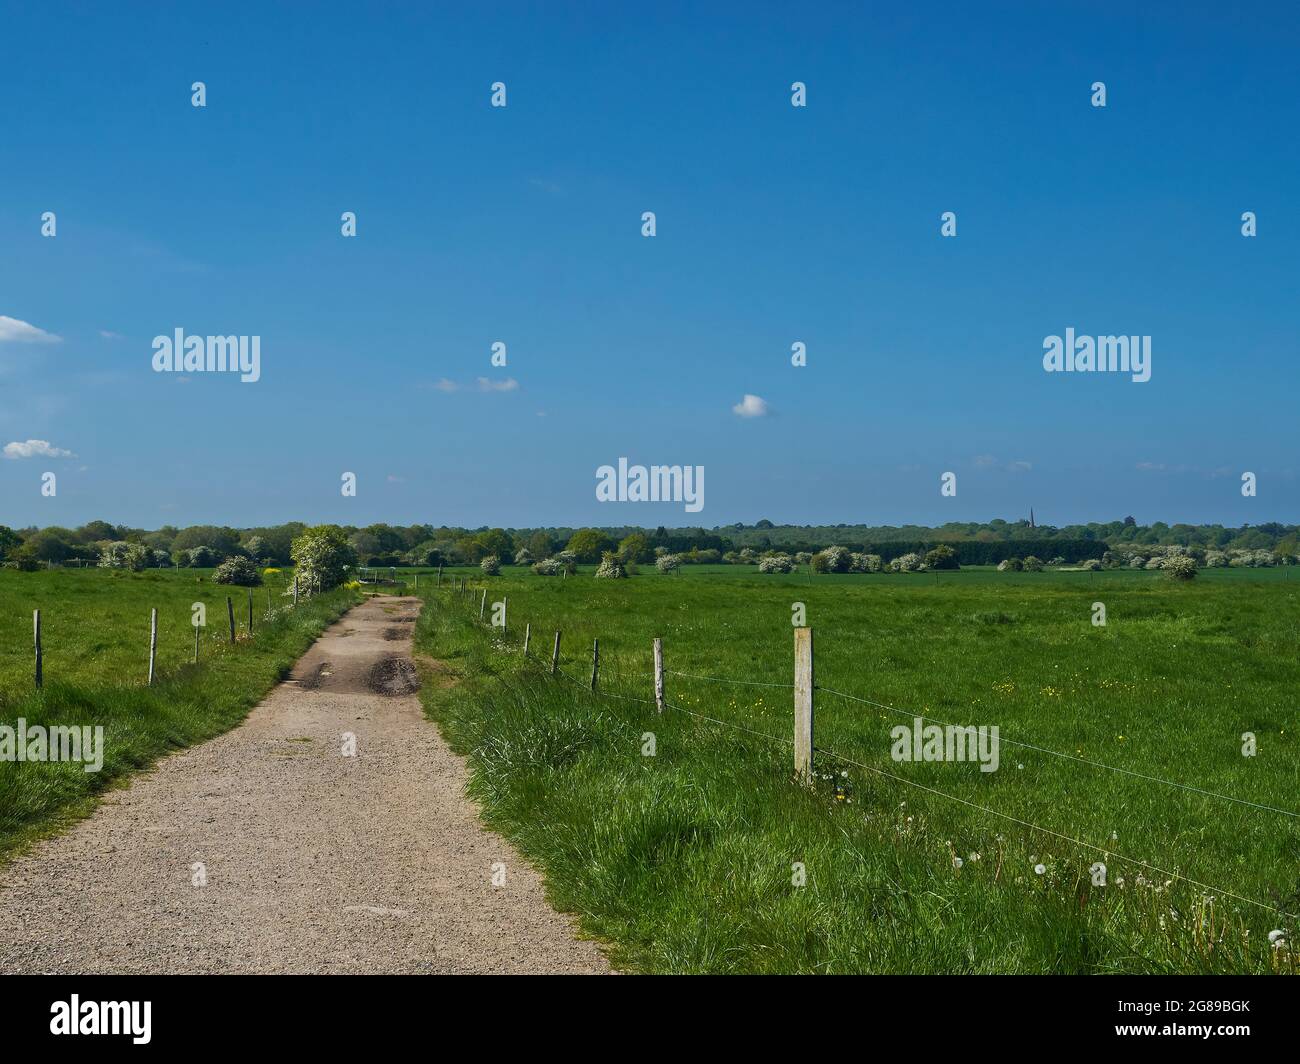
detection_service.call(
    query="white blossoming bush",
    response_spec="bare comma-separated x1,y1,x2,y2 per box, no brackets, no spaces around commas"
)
1144,556,1164,570
555,550,578,573
812,545,851,573
1204,550,1228,568
656,554,680,573
480,555,501,576
1022,556,1044,572
890,552,923,573
996,558,1021,572
1080,559,1103,571
185,545,216,568
738,547,757,564
1164,555,1197,581
532,557,564,576
758,554,795,573
214,556,262,586
850,552,882,573
794,552,813,565
98,542,149,571
1128,556,1147,569
594,552,627,579
513,547,533,566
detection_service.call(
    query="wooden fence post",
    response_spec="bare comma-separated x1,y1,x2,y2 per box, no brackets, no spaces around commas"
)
437,564,443,587
194,622,200,664
414,571,419,590
227,596,236,643
590,638,599,691
653,637,665,713
248,588,254,635
523,623,531,656
293,575,299,605
551,631,561,675
34,609,42,691
479,589,487,622
794,627,814,784
148,608,158,686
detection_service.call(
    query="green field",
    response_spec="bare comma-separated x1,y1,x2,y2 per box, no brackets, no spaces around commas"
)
0,567,360,856
413,564,1300,973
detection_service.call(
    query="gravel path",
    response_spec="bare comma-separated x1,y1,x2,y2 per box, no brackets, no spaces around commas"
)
0,595,610,974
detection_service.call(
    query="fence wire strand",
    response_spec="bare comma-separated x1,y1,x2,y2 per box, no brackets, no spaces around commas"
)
815,684,1300,821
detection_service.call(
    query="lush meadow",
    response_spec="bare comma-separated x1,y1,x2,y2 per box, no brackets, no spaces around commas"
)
0,567,360,856
414,564,1300,973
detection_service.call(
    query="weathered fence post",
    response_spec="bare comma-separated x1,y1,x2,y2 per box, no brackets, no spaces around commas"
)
551,631,561,675
34,609,42,691
227,596,236,643
293,575,299,605
653,637,665,713
523,623,531,656
414,571,419,590
437,564,443,587
479,589,487,622
194,622,200,664
794,627,814,784
248,588,254,635
148,608,158,686
590,638,599,691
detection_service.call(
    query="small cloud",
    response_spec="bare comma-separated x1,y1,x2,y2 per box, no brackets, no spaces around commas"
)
386,474,405,483
434,378,459,392
1135,461,1166,472
99,330,125,340
973,454,997,468
536,410,547,417
476,377,519,392
732,394,769,418
0,316,61,344
4,439,76,460
1008,460,1032,472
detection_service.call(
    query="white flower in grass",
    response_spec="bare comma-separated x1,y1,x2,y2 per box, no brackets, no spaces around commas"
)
1268,929,1287,945
1034,863,1046,875
952,857,964,869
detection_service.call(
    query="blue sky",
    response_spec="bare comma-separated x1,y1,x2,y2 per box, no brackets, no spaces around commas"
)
1,1,1297,530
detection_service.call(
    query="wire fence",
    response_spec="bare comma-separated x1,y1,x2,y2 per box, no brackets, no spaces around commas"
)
438,581,1300,921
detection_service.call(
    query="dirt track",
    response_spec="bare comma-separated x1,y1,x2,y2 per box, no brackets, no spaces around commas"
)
0,595,609,974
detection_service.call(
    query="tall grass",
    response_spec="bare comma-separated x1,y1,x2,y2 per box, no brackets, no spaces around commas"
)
415,566,1300,973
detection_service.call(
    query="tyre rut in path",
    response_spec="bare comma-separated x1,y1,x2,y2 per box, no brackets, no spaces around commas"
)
0,595,610,974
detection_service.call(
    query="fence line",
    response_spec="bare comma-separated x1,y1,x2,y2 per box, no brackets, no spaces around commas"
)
440,579,1299,921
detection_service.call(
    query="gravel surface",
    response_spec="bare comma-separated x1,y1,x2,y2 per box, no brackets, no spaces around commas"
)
0,595,610,974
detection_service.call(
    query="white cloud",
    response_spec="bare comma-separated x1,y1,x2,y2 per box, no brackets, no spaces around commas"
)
386,474,405,483
732,394,769,418
973,454,997,468
476,377,519,392
0,316,61,344
434,378,459,392
99,330,125,340
1008,460,1032,472
3,439,75,459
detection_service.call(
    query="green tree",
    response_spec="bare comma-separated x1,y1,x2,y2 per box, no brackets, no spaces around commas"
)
566,528,612,563
618,532,649,563
526,530,556,559
474,528,514,560
20,529,72,563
